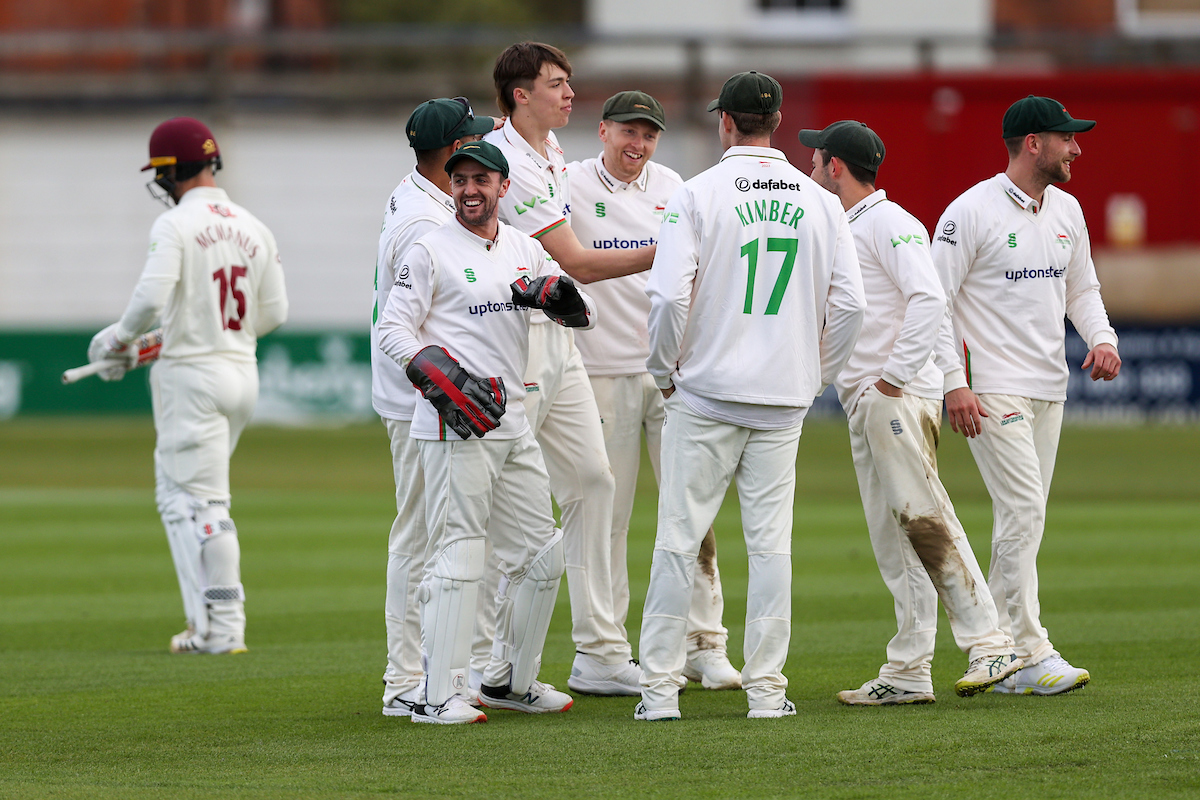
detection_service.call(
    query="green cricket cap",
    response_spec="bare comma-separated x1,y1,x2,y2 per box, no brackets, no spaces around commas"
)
1002,95,1095,139
798,120,886,171
602,90,667,130
706,71,782,115
406,97,494,150
444,141,510,180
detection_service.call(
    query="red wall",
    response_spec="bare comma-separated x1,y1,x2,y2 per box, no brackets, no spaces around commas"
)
778,71,1200,245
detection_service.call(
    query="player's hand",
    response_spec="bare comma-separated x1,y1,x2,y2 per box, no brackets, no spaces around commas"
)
405,346,506,439
945,387,987,438
1082,343,1121,381
874,378,902,398
661,385,675,400
86,323,137,382
489,116,506,131
510,275,589,327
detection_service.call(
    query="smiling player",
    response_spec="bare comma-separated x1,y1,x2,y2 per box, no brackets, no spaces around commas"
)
482,43,657,694
931,95,1121,695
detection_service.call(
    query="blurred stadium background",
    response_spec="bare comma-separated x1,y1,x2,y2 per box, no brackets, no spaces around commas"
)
2,0,1199,423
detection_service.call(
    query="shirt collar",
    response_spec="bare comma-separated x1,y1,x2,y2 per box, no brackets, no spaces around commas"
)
846,188,888,224
719,145,789,164
593,152,649,194
179,186,229,205
502,117,563,172
997,172,1041,215
409,169,454,213
452,216,502,251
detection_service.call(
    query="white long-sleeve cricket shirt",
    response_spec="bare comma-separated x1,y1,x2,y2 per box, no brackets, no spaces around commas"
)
931,173,1117,402
645,145,865,425
371,170,454,421
835,189,945,415
115,186,287,361
377,217,596,441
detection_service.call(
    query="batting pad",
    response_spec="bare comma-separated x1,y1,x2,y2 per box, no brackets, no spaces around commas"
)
156,466,207,637
491,529,565,695
420,537,486,707
196,505,245,639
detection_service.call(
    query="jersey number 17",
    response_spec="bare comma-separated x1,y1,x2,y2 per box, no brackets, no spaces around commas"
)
740,237,797,315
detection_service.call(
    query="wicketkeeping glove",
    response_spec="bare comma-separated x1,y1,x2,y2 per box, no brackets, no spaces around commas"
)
86,323,138,382
405,346,506,439
510,275,590,328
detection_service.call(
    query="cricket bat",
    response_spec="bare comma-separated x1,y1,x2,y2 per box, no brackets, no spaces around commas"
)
61,328,164,384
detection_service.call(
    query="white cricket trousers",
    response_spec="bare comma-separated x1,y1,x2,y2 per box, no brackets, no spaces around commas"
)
381,417,425,702
151,357,256,639
151,357,256,502
520,323,626,661
419,432,560,694
848,387,1012,692
640,394,803,712
968,394,1064,667
590,373,729,658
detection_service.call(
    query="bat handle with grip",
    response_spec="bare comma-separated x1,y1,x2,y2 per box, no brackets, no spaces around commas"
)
61,362,112,385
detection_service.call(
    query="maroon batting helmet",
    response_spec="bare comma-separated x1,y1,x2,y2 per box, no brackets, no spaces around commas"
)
140,117,220,172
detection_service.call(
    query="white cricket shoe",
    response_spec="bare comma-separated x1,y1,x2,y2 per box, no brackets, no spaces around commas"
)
633,701,681,721
479,680,574,714
955,653,1024,697
683,649,742,690
837,678,935,706
988,653,1090,696
567,653,643,696
169,631,247,655
382,688,420,717
748,699,796,719
411,695,487,725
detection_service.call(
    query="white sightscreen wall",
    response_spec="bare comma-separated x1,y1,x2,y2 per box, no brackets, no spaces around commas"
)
0,112,710,330
589,0,990,36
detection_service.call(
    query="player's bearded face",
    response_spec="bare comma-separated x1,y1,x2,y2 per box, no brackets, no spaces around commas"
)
452,167,507,229
809,150,835,192
600,119,660,182
1034,131,1080,183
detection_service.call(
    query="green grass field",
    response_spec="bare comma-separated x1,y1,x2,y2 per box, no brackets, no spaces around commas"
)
2,418,1198,799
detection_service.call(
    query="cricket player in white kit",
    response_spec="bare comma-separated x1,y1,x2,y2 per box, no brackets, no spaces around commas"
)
638,73,866,721
379,141,595,724
483,43,670,695
88,117,288,655
802,121,1022,705
372,98,495,717
932,96,1121,695
568,91,740,694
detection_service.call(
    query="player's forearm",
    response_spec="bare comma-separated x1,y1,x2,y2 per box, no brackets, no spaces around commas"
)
820,233,866,384
932,306,969,393
1064,264,1118,352
546,238,654,284
881,291,945,388
377,288,425,368
115,273,176,343
819,303,864,387
256,296,288,337
377,315,423,369
645,296,687,388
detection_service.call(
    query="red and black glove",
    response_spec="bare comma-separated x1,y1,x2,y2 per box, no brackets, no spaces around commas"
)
510,275,590,328
406,346,506,439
